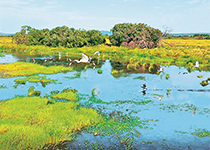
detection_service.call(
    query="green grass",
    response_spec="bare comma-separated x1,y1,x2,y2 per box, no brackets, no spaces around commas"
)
0,97,103,150
51,92,78,101
0,62,73,78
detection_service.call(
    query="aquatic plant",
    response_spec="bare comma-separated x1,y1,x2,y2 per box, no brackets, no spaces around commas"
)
192,128,210,138
197,75,203,78
97,70,103,74
200,80,209,86
28,86,41,96
14,75,57,86
0,84,7,89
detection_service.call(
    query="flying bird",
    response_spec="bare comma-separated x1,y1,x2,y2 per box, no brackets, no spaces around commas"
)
74,54,92,63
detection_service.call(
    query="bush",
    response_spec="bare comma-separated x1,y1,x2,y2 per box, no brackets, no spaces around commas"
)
110,23,162,49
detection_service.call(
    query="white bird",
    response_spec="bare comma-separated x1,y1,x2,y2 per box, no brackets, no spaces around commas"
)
194,61,199,68
94,51,100,56
74,54,92,63
158,97,162,101
59,52,62,60
49,55,53,59
92,61,95,66
94,51,100,64
158,67,163,72
44,57,47,62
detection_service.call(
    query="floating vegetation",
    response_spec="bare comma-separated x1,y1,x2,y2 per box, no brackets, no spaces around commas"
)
174,130,188,134
0,97,102,150
14,75,57,86
159,103,198,113
166,74,170,79
200,80,209,86
0,62,73,78
133,76,146,80
65,72,81,79
111,69,123,78
97,70,103,74
197,75,203,78
0,84,7,89
192,128,210,138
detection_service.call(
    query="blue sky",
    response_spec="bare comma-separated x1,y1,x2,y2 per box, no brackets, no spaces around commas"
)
0,0,210,33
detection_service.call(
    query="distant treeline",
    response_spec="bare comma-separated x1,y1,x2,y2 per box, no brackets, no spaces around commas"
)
167,33,210,39
13,23,162,49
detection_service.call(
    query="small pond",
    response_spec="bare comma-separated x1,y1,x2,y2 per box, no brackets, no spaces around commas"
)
0,54,210,149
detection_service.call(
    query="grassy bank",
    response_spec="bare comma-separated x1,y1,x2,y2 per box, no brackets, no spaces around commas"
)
1,37,210,71
0,96,103,150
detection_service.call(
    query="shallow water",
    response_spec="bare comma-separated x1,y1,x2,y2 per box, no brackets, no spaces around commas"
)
0,55,210,149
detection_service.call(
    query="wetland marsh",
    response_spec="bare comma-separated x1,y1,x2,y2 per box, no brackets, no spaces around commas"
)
0,37,210,149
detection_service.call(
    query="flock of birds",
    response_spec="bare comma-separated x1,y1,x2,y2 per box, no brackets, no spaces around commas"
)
28,51,101,68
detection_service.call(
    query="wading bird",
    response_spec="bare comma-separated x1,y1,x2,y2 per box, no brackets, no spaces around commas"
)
193,61,199,68
158,67,163,72
74,54,92,63
94,51,100,64
32,58,36,63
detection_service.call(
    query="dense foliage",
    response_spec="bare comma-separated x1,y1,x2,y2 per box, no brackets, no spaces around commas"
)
110,23,162,49
13,26,105,48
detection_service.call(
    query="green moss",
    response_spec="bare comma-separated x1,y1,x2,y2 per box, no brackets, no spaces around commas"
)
0,97,102,149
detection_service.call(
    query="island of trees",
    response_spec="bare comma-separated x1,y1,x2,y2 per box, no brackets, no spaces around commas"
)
12,23,162,49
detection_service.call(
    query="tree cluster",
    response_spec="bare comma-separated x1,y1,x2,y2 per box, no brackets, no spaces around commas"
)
110,23,162,49
13,26,105,48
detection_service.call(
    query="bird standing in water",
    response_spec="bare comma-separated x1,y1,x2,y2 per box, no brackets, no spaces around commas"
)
140,84,147,95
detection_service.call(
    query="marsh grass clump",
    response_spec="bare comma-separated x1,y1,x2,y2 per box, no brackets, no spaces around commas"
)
51,87,78,101
97,70,103,74
0,97,102,150
28,86,41,96
200,80,209,86
51,92,78,101
0,62,73,78
14,75,57,86
50,90,60,95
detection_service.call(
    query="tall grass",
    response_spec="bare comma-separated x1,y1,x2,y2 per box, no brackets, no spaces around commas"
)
0,97,103,149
